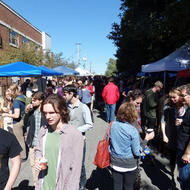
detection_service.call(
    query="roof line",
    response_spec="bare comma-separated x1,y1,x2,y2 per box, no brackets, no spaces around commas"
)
0,0,42,34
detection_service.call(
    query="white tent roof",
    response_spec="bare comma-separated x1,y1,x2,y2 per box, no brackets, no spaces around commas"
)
75,67,93,76
142,41,190,73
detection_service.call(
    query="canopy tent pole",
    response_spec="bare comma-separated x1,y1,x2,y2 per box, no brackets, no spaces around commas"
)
163,71,166,95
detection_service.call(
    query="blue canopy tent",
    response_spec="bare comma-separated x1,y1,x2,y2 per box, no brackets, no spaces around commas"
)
141,41,190,92
0,62,59,77
0,62,63,76
142,41,190,73
39,65,62,76
53,65,79,75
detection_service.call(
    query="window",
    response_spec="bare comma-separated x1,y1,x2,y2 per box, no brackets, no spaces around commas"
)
9,30,18,47
22,36,28,44
35,45,40,51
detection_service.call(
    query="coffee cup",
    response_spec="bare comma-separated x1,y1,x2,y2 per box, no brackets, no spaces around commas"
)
176,118,183,122
39,158,47,170
146,128,154,134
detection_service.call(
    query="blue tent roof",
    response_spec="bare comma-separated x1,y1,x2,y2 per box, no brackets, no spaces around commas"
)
39,65,62,76
53,65,79,75
0,62,52,77
142,41,190,72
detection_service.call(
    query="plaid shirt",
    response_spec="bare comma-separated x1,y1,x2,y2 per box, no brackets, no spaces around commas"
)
32,108,41,146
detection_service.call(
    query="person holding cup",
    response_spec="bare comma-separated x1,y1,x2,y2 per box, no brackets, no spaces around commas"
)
35,94,84,190
109,102,154,190
161,88,186,176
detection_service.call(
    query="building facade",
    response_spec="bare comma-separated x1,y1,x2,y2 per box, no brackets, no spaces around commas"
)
0,1,51,96
0,1,51,52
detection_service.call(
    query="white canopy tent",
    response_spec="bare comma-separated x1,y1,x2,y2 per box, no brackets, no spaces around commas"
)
142,41,190,73
75,67,93,76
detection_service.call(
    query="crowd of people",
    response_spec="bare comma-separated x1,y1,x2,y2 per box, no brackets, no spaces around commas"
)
0,74,190,190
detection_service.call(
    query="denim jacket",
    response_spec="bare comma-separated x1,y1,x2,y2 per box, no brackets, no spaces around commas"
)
109,121,142,168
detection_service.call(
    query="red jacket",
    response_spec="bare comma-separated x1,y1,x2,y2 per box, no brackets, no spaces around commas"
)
102,82,120,104
88,84,94,96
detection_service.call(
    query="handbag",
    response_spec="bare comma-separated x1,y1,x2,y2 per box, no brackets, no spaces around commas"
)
93,122,112,168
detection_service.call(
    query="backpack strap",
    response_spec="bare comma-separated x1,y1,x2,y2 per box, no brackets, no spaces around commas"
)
15,96,26,104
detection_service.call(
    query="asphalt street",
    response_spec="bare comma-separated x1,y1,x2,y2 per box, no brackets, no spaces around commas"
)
12,108,181,190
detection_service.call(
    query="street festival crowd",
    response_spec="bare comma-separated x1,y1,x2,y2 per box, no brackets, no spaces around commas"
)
0,74,190,190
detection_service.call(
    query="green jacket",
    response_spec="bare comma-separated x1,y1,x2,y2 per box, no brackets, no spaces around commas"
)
143,89,158,118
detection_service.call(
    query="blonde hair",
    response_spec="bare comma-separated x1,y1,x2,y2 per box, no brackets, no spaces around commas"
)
169,88,183,107
8,83,20,99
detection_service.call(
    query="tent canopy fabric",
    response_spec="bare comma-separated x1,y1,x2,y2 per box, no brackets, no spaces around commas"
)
53,65,79,75
39,65,62,76
75,67,93,76
177,68,190,78
142,41,190,73
0,62,53,77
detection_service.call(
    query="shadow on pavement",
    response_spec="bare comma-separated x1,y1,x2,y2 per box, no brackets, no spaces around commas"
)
12,180,34,190
96,110,107,122
86,167,113,190
141,158,179,190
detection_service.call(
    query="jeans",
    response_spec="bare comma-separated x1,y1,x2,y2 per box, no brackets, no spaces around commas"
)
177,150,190,190
80,140,86,189
105,103,116,123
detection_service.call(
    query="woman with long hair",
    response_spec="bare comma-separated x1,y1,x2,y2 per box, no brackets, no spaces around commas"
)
0,90,13,131
161,88,185,176
2,83,26,160
109,102,154,190
122,89,154,189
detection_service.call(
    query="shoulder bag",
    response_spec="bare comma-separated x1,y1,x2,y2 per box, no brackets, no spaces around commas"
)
93,122,112,168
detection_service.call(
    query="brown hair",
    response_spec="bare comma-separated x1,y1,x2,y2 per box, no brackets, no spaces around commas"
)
116,102,138,124
125,89,143,102
43,94,70,123
32,91,45,101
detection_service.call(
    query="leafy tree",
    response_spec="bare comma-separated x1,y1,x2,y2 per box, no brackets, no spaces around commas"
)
105,58,117,77
108,0,190,74
0,43,76,69
0,43,43,66
53,52,76,69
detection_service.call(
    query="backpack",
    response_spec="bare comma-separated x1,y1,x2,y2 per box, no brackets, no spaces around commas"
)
15,96,32,119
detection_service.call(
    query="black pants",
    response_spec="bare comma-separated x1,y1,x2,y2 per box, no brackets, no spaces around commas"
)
86,103,94,122
147,117,156,129
112,169,137,190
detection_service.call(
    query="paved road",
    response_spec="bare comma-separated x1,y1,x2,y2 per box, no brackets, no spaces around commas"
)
12,109,181,190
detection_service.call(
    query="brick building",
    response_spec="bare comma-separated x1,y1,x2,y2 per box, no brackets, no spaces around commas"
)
0,0,51,51
0,1,51,96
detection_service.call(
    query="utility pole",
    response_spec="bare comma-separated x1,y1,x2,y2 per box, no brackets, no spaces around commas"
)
82,55,87,70
89,61,92,73
76,43,81,67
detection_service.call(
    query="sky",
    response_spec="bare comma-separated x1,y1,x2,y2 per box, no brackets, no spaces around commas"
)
2,0,121,74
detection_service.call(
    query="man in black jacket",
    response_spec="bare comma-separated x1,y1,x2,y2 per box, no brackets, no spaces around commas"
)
176,84,190,190
24,91,47,185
